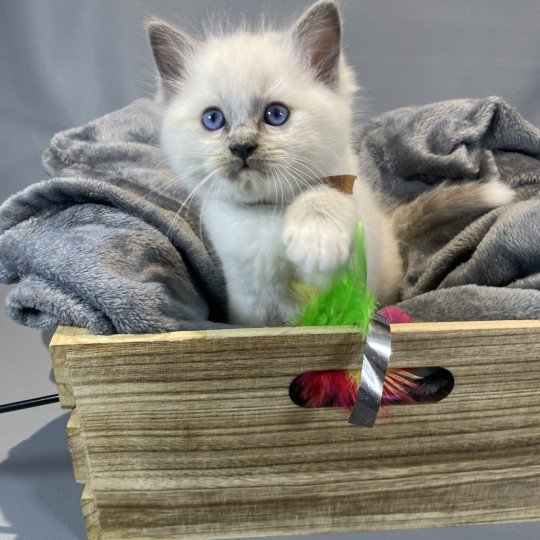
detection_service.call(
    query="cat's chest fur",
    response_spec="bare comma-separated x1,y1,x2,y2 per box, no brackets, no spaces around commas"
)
202,201,297,326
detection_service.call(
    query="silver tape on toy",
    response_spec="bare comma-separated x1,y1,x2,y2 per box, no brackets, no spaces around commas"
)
348,313,392,427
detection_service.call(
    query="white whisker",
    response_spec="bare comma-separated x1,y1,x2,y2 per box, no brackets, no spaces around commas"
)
165,167,223,239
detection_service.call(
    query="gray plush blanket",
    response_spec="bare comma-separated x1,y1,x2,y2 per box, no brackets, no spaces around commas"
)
0,101,231,333
1,97,539,333
358,97,540,320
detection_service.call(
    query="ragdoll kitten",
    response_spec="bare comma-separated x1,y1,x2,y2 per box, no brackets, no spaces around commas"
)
148,0,513,326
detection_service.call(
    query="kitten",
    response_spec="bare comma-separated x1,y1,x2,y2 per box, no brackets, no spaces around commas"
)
147,0,513,326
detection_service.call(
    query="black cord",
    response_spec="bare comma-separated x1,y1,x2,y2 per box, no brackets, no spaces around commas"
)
0,394,60,414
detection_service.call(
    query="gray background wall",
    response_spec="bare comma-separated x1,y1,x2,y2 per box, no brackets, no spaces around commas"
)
0,1,538,539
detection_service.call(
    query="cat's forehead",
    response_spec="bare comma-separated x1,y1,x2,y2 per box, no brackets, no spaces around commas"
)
189,32,303,111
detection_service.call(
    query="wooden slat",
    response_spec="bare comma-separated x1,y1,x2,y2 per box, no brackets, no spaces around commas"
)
67,409,90,484
54,321,540,539
50,326,91,408
81,485,102,540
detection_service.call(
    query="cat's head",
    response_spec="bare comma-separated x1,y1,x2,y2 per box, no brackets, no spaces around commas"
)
148,0,358,206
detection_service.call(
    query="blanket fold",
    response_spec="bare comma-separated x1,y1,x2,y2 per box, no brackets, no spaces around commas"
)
1,96,539,333
1,101,232,333
358,96,540,321
360,97,540,204
0,176,231,333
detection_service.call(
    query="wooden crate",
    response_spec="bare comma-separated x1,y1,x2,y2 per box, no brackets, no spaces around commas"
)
49,321,540,540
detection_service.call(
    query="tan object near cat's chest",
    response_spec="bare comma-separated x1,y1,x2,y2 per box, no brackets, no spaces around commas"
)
325,174,357,194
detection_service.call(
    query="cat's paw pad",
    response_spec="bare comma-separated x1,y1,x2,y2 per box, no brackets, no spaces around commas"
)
282,217,353,274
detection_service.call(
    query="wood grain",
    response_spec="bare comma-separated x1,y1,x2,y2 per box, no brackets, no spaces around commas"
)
81,485,102,540
50,321,540,539
67,409,90,483
50,325,90,407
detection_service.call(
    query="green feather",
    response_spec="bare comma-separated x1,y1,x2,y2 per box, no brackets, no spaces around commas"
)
292,222,376,336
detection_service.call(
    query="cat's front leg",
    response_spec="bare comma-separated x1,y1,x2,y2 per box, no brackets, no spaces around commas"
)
282,186,357,275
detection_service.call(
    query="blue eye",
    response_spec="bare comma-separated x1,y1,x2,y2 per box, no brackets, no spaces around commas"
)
202,108,225,130
264,103,289,126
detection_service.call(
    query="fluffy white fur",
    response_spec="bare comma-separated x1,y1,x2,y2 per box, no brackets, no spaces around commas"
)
148,0,512,326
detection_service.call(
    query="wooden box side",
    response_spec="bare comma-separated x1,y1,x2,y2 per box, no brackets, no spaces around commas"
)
51,327,101,538
52,321,540,539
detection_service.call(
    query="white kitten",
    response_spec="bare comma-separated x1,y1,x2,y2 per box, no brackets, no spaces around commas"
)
147,1,512,326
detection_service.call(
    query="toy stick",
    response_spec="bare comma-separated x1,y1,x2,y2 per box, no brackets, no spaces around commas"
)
0,394,59,414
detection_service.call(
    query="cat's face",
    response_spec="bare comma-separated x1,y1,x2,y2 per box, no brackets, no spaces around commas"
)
150,1,357,206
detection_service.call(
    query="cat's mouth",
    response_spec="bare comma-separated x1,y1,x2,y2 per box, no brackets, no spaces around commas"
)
226,159,265,181
219,161,282,206
235,158,262,173
218,158,298,207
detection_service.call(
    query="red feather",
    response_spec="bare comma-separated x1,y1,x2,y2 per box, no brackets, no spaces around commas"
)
292,368,425,409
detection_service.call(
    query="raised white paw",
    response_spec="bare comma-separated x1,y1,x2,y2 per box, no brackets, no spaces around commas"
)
282,191,356,274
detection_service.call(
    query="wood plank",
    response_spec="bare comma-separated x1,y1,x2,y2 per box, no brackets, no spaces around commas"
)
81,484,102,540
51,320,540,347
66,409,90,484
55,321,540,539
49,326,91,408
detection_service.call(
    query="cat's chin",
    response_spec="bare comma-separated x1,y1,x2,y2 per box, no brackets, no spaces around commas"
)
219,187,279,207
217,168,268,203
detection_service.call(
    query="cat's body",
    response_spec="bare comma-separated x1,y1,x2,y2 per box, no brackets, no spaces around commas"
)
202,170,401,326
203,202,296,325
148,0,513,326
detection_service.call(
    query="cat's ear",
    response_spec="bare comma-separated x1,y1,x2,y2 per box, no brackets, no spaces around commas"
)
291,0,342,86
146,19,196,99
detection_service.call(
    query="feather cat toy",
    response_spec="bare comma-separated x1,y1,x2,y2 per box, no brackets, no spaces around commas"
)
289,177,452,418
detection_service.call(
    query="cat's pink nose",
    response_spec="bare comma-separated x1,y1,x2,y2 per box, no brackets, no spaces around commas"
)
229,143,257,161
